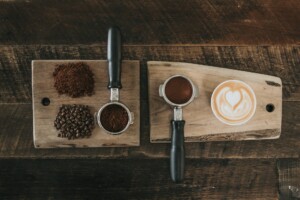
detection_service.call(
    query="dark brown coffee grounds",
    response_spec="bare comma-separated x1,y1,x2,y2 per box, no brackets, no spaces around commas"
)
53,62,94,98
54,104,95,140
165,76,193,104
100,104,129,133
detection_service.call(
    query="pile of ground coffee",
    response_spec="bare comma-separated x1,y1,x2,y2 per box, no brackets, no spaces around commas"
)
54,104,95,139
53,62,94,98
100,104,129,133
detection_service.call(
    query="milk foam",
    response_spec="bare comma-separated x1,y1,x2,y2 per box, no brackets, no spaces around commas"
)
212,80,256,125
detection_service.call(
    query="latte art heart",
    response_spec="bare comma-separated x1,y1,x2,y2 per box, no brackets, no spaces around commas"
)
211,80,256,125
225,91,241,107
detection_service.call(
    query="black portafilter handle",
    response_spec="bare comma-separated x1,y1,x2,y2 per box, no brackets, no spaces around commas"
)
107,26,122,89
170,120,185,183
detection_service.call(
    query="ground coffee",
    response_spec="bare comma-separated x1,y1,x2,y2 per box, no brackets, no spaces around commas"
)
165,76,193,104
54,104,95,140
100,104,129,133
53,62,94,98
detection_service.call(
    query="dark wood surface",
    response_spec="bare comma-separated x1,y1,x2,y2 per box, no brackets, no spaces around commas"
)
0,0,299,199
0,46,299,159
0,159,278,199
0,0,299,45
278,159,300,199
0,45,299,103
1,101,300,159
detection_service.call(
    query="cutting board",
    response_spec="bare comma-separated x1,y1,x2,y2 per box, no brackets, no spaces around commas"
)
32,60,140,148
148,61,282,143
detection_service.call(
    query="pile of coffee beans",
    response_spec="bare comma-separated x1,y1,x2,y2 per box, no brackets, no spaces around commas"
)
53,62,94,98
54,104,95,139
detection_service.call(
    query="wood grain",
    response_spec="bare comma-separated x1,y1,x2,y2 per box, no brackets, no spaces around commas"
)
0,0,299,45
0,104,131,158
0,36,299,159
148,61,282,142
0,102,300,159
0,45,299,104
0,1,298,197
138,102,300,159
0,158,278,199
278,159,300,199
32,60,140,148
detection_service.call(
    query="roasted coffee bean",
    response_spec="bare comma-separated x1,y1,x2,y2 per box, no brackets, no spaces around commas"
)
54,104,95,140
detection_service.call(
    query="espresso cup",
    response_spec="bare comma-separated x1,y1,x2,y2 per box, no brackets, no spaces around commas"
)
211,80,256,126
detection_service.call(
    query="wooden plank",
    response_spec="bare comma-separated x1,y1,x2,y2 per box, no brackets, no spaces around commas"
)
0,104,130,158
32,60,140,148
277,159,300,199
148,61,282,142
0,158,278,199
0,45,299,104
139,101,300,159
0,0,299,45
0,102,300,159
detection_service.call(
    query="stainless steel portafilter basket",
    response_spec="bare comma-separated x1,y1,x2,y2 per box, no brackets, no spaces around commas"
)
96,27,134,135
159,75,198,182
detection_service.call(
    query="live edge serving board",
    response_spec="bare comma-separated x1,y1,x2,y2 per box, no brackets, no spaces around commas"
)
148,61,282,143
32,60,140,148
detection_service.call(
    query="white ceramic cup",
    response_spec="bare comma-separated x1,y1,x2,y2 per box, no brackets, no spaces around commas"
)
211,80,256,126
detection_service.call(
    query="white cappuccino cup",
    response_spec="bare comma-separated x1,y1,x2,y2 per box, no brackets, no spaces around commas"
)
211,80,256,126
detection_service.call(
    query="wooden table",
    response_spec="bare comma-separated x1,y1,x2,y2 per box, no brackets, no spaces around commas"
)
0,0,299,199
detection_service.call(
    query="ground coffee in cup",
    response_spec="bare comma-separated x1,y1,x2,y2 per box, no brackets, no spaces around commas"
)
165,76,193,104
100,104,129,133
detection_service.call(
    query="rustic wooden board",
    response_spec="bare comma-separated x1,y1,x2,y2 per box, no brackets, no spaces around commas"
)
32,60,140,148
148,61,282,142
0,102,299,159
0,46,298,104
1,46,299,159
